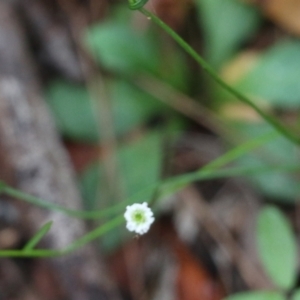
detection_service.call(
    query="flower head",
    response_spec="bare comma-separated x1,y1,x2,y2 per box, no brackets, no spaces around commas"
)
124,202,155,235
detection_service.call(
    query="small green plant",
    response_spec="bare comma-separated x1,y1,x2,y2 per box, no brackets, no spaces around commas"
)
0,8,299,300
0,131,299,257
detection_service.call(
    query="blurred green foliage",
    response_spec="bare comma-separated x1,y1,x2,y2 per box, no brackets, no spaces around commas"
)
80,132,163,251
232,122,300,201
46,79,165,142
235,40,300,108
80,132,163,211
195,0,261,68
225,204,298,300
43,0,300,255
257,205,297,290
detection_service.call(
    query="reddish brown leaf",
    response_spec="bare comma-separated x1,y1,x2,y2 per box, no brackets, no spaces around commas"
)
147,0,192,29
64,142,101,173
170,235,225,300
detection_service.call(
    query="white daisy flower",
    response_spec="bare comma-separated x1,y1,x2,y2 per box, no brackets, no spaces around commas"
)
124,202,155,235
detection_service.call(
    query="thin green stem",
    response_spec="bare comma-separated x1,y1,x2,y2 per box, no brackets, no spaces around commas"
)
1,181,157,219
1,160,299,257
0,131,280,219
0,215,123,257
63,215,124,254
138,8,300,146
2,185,125,219
161,163,300,197
23,221,53,251
0,249,62,258
201,131,279,172
0,130,297,257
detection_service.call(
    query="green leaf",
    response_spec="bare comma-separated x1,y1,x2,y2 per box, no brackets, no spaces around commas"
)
236,40,300,108
224,291,285,300
85,20,159,75
45,79,165,142
80,132,163,210
291,288,300,300
110,80,165,134
23,221,53,251
45,80,99,142
233,122,300,202
257,205,297,290
85,13,188,93
195,0,260,68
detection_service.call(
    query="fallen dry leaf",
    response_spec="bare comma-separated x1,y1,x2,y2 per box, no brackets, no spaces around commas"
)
256,0,300,36
174,238,225,300
146,0,192,29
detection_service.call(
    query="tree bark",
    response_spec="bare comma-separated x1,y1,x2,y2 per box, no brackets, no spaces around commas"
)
0,2,121,299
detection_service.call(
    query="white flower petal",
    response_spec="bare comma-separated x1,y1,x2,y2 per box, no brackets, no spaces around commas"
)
124,202,155,235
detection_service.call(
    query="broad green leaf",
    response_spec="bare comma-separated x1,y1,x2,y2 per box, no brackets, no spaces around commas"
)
236,40,300,108
233,122,300,202
46,80,99,142
224,291,285,300
45,79,164,142
195,0,260,68
85,21,159,75
292,288,300,300
109,80,166,134
257,205,297,290
85,12,188,92
80,132,163,210
23,221,53,251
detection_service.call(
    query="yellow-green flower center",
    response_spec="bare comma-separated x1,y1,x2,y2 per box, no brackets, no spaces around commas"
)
132,210,146,224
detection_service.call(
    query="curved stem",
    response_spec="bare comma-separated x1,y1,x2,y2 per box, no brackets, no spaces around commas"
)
2,184,126,219
0,215,123,257
138,8,300,146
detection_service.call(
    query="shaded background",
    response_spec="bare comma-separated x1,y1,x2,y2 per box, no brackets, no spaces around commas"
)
0,0,300,299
